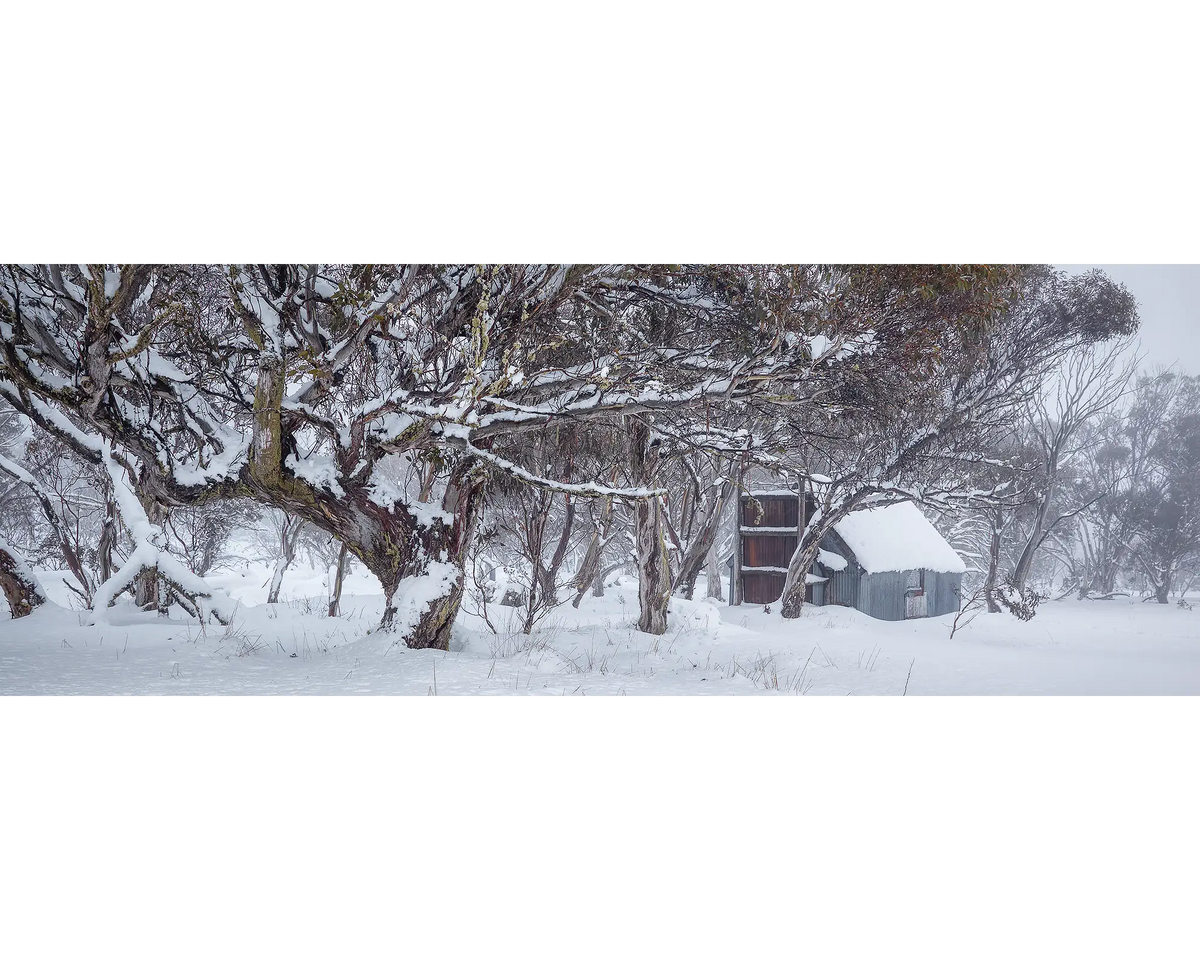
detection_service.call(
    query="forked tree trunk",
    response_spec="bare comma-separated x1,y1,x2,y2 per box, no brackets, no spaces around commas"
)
573,495,614,608
267,516,303,604
1095,556,1120,597
672,480,733,600
243,350,486,647
629,417,669,635
572,531,604,608
0,539,45,619
375,460,487,650
1011,483,1055,596
539,493,575,607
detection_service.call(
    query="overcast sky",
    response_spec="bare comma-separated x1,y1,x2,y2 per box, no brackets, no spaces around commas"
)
1059,265,1200,376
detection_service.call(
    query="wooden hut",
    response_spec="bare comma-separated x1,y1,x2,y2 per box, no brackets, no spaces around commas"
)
734,488,807,605
734,491,965,620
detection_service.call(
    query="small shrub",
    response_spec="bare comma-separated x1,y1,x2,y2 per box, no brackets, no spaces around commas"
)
991,581,1044,621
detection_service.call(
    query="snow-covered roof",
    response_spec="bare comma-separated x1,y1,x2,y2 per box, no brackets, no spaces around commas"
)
831,502,965,575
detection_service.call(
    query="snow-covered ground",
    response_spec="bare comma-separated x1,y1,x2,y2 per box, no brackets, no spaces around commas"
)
3,561,1198,694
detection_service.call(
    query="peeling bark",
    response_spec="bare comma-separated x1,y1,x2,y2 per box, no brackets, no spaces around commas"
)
392,461,487,650
251,353,285,490
779,538,822,619
573,531,604,608
779,500,842,620
629,417,669,635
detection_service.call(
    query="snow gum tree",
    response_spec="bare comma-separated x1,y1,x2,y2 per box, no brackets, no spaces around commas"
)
4,263,1136,635
1006,338,1137,596
0,264,815,645
1125,373,1200,602
486,425,583,634
628,415,670,633
765,265,1139,619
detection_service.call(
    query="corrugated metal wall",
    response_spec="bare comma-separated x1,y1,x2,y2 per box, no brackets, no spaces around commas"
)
858,571,907,620
925,571,963,617
854,570,963,620
816,530,860,609
824,567,860,609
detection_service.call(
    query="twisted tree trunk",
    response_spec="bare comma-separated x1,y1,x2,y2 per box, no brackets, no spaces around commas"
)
133,500,169,612
375,460,488,650
242,333,488,648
